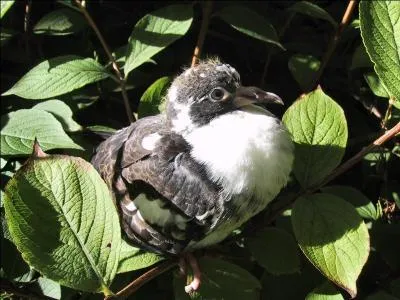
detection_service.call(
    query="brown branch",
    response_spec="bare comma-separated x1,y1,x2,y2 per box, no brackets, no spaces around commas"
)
191,1,213,67
74,0,134,124
310,0,358,89
104,260,178,299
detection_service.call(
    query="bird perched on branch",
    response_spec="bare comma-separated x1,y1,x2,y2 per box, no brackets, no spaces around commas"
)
91,59,294,292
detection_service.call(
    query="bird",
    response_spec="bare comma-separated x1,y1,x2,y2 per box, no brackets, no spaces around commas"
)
91,59,294,292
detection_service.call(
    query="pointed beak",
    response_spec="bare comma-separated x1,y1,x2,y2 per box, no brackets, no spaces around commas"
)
233,86,284,108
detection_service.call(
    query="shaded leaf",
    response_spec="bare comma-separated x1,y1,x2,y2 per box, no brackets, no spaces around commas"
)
245,227,300,275
288,1,338,28
2,55,110,99
1,109,82,156
321,185,379,220
306,281,344,300
33,8,86,35
366,291,399,300
125,4,193,76
360,1,400,102
282,88,348,188
3,152,121,293
371,223,400,271
292,194,370,298
33,100,82,132
174,258,260,300
216,5,284,49
288,54,321,91
117,239,164,273
138,76,171,118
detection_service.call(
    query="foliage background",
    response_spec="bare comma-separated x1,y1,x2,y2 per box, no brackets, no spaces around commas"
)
1,1,399,300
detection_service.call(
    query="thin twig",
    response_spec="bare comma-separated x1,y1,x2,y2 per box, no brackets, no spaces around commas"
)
191,1,213,67
74,0,134,124
104,260,178,299
24,0,32,58
310,0,358,89
382,97,394,129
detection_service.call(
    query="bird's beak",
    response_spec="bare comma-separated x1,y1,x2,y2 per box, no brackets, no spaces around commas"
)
233,86,284,108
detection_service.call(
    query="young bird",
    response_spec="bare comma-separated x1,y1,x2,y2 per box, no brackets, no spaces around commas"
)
91,59,294,292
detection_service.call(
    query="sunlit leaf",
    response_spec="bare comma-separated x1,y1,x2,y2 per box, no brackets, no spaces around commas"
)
125,5,193,76
138,76,171,118
2,55,110,99
33,8,86,35
292,194,370,298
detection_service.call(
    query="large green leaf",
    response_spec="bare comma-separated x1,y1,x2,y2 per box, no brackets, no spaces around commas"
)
138,76,171,118
1,109,82,156
282,88,348,188
292,194,370,298
3,151,121,293
216,5,284,49
288,1,338,28
33,100,82,132
117,240,164,273
2,55,110,99
245,227,300,275
33,8,86,35
174,258,261,300
1,1,15,19
360,1,400,102
124,5,193,77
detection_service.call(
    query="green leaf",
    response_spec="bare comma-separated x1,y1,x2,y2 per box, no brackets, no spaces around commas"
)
1,236,32,281
1,109,82,156
36,277,62,299
350,43,373,70
117,239,164,273
1,1,14,19
2,55,110,99
360,1,400,102
306,281,344,300
33,8,86,35
124,5,193,76
321,185,379,220
33,100,82,132
245,227,300,275
288,54,321,91
3,152,121,293
364,72,390,98
292,193,370,298
216,5,284,49
138,76,171,118
174,258,261,300
282,88,348,188
288,1,338,28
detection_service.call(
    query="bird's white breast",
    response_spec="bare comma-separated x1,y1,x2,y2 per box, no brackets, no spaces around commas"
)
185,105,294,203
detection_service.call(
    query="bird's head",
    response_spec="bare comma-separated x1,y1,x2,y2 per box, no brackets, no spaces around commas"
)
166,59,283,134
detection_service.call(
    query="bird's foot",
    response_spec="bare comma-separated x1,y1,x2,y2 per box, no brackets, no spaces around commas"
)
179,252,201,293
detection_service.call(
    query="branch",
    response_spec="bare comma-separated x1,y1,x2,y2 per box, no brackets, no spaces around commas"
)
74,0,134,124
104,260,178,299
191,1,213,67
310,0,358,89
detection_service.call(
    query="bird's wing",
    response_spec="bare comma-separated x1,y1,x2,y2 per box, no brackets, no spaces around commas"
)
91,116,221,255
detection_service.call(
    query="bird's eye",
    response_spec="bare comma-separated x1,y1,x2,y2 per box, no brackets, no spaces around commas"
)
210,88,227,101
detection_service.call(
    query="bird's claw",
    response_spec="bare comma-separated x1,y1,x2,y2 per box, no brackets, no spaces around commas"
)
179,253,202,294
